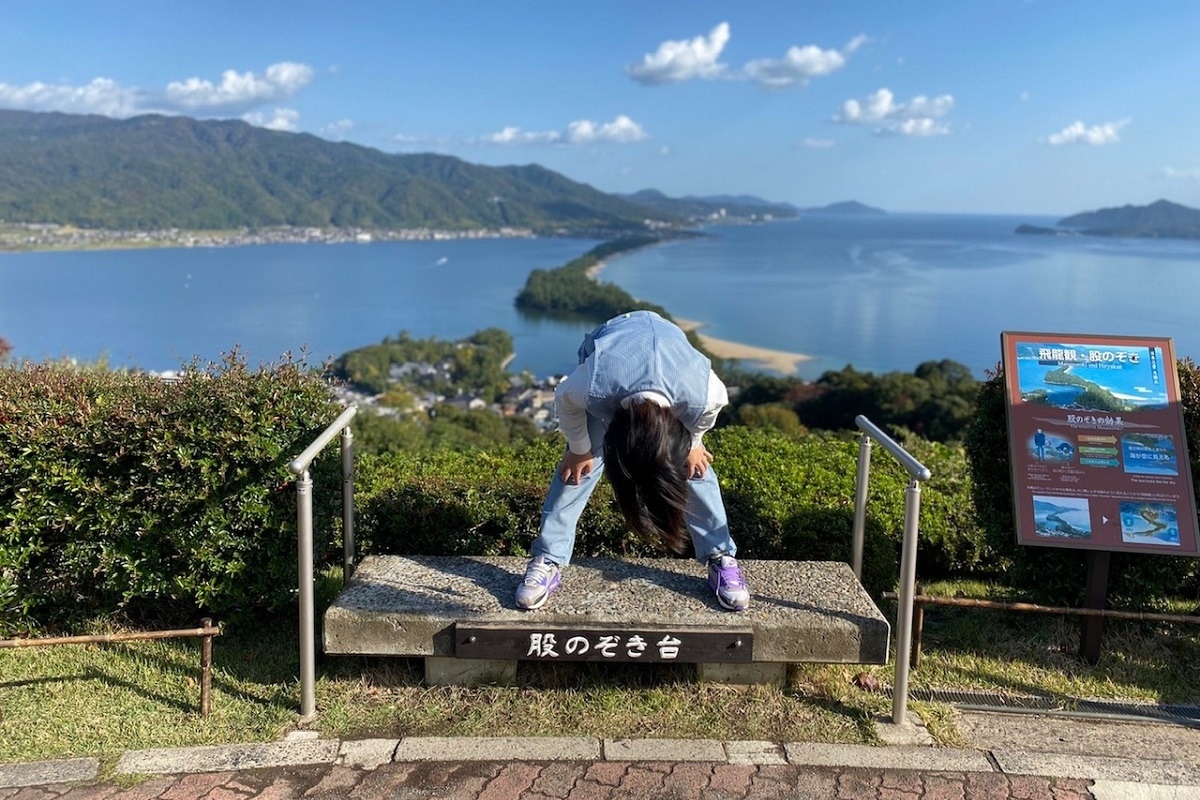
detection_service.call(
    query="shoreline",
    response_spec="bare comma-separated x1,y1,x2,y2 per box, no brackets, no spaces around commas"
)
0,224,537,253
587,259,811,376
676,318,812,376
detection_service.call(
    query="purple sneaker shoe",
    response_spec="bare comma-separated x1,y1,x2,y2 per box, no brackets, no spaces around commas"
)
515,556,561,610
708,555,750,611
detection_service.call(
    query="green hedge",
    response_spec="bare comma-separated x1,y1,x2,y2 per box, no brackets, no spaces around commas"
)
354,425,982,599
8,351,1198,631
963,359,1200,608
0,356,341,634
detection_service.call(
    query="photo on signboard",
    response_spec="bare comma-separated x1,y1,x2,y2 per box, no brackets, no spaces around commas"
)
1032,494,1092,540
1120,433,1180,477
1028,428,1075,464
1119,501,1181,547
1013,342,1169,412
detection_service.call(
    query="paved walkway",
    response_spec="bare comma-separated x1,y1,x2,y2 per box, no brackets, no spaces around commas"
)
5,725,1200,800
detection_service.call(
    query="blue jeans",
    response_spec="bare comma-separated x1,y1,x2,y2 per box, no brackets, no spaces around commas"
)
531,446,738,567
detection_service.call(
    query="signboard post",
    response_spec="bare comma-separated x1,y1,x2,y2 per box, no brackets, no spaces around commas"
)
1001,332,1199,662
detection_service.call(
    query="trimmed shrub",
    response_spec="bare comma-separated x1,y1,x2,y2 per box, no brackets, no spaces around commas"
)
712,426,980,598
355,436,638,560
963,361,1200,608
354,425,981,600
0,355,341,633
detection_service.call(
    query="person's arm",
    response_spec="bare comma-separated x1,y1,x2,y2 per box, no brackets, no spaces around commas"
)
689,369,728,448
554,364,594,483
554,365,592,455
686,370,728,478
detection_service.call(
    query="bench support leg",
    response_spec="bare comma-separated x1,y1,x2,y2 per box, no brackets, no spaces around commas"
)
424,657,517,686
697,662,787,686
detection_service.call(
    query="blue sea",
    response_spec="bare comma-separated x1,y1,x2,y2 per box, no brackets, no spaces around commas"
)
3,213,1200,380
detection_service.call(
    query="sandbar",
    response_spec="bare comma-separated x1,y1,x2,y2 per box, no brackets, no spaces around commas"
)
675,318,811,376
588,260,811,375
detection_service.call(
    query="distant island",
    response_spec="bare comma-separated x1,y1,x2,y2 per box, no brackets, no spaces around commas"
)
1015,199,1200,241
798,200,886,216
616,189,798,222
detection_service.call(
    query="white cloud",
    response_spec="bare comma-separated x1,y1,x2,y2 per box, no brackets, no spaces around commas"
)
1163,166,1200,180
480,125,560,145
834,87,953,136
0,61,316,121
845,34,869,54
165,62,314,111
627,22,731,85
801,137,837,149
628,25,865,90
0,77,144,117
1046,119,1128,146
743,35,866,89
743,45,845,88
566,115,647,144
321,119,355,140
242,107,300,132
479,115,647,146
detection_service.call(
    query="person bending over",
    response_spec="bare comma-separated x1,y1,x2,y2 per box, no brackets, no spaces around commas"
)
515,310,750,612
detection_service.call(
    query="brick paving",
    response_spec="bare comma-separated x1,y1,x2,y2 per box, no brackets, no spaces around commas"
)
5,760,1104,799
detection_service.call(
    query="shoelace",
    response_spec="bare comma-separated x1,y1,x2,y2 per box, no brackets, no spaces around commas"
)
718,569,745,589
524,559,556,585
714,559,745,588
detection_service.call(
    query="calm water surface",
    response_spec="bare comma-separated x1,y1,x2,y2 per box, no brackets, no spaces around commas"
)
604,214,1200,378
0,237,602,376
4,215,1200,380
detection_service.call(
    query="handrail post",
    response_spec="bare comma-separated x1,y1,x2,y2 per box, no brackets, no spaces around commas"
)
851,433,872,581
341,425,355,586
297,469,317,720
891,478,923,725
288,404,357,719
200,617,214,717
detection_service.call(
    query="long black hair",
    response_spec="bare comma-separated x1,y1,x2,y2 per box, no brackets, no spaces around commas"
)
604,400,692,554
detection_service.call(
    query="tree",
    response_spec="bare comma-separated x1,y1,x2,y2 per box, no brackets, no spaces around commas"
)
737,403,807,437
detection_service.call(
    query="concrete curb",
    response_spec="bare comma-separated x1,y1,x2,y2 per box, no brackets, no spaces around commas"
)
0,758,98,788
7,736,1200,792
115,739,339,776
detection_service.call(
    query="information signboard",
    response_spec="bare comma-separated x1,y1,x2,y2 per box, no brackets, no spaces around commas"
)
1001,332,1198,555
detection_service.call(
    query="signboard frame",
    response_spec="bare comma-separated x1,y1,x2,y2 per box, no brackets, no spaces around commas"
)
1001,331,1198,556
455,622,754,663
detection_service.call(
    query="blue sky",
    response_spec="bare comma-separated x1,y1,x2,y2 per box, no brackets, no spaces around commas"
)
3,1,1199,216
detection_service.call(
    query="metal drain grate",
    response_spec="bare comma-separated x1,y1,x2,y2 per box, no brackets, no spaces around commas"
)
885,687,1200,727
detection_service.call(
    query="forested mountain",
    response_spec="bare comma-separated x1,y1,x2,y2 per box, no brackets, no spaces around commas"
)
618,189,798,220
1057,199,1200,239
0,109,674,234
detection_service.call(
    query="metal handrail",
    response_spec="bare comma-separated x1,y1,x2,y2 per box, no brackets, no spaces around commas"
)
851,414,931,726
288,404,357,720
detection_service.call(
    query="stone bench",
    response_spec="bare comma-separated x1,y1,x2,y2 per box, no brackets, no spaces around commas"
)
323,555,890,686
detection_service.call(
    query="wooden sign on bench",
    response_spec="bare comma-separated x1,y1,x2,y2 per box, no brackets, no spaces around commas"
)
455,621,754,663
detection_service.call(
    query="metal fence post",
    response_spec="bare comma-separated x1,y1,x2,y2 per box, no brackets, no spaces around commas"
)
891,478,923,725
297,469,316,720
851,433,873,581
341,425,355,586
287,404,358,720
200,617,214,716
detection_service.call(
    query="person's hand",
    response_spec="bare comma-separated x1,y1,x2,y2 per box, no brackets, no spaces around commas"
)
686,446,714,479
560,450,594,484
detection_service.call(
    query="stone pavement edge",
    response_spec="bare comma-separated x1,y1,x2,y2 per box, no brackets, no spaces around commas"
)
4,713,1200,799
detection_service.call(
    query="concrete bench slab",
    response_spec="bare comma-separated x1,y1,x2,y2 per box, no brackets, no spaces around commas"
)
323,556,889,668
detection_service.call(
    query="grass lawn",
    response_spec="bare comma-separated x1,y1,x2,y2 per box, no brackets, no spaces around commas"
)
3,578,1199,774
